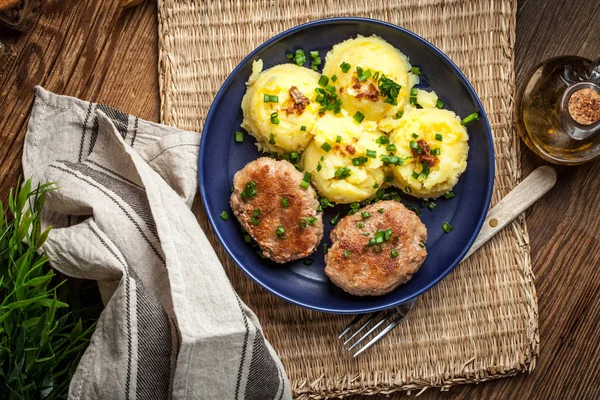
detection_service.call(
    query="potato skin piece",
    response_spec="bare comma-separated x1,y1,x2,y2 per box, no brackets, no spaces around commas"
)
325,201,427,296
230,157,323,263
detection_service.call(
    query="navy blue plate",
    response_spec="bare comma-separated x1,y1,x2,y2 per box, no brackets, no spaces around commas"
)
200,18,494,314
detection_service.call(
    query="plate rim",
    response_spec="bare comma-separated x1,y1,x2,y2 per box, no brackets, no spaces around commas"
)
199,17,496,314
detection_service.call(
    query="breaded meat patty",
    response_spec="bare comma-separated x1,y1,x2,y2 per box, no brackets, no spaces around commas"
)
231,157,323,263
324,200,427,296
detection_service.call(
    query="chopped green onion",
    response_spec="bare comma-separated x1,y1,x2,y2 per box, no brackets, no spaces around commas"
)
290,151,300,161
320,197,335,208
375,135,390,145
381,155,408,166
269,133,276,145
357,221,365,229
340,62,351,73
385,176,394,183
299,219,308,228
310,50,319,58
411,171,420,179
303,257,314,265
353,111,365,123
412,133,418,139
461,112,480,125
253,208,261,217
352,156,368,166
300,125,307,131
344,250,350,258
378,208,385,213
281,197,289,207
409,140,419,149
435,133,443,141
330,212,341,225
350,202,360,210
263,94,279,103
294,49,306,66
444,191,454,199
316,163,322,172
220,211,228,220
276,226,286,237
321,142,332,152
286,53,294,60
303,171,312,182
386,144,397,152
331,74,337,82
366,149,377,158
378,75,402,105
300,180,309,189
308,216,317,225
409,96,418,105
373,183,379,189
395,110,404,119
334,167,352,180
361,211,371,219
435,99,444,109
411,66,421,75
356,67,372,82
442,222,453,233
420,162,431,179
241,180,257,202
235,131,244,143
336,135,342,143
391,248,399,258
251,216,260,225
244,234,252,244
320,156,325,161
270,112,280,125
418,242,425,248
431,148,441,156
428,202,436,210
373,71,380,80
318,75,329,87
410,88,418,97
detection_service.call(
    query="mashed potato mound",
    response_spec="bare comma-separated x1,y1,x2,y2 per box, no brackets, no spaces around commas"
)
322,35,418,122
300,112,386,204
241,62,321,153
387,107,469,198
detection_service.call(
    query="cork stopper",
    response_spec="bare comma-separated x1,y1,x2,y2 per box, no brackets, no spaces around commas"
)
568,88,600,125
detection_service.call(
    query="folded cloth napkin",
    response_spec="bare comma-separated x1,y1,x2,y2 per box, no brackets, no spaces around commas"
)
22,87,291,400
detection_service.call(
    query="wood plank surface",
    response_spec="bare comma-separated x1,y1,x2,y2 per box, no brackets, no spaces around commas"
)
1,0,599,398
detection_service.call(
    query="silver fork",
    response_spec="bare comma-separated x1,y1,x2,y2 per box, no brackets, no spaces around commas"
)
339,166,557,356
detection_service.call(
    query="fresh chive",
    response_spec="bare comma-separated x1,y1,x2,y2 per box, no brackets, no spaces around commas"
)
409,140,419,149
378,208,385,213
418,242,425,248
391,248,399,258
461,112,480,125
442,222,453,233
244,234,252,243
444,191,455,199
300,125,307,131
263,94,279,103
322,243,328,254
350,202,360,210
411,66,421,75
366,149,377,158
308,216,318,225
253,209,261,217
251,216,260,225
318,75,329,87
294,49,306,66
241,180,257,202
411,171,420,179
281,197,289,207
373,71,380,80
310,50,319,58
330,212,341,225
361,211,371,219
409,96,418,105
378,75,402,105
340,62,351,73
220,211,229,220
316,163,322,172
321,142,332,152
321,197,335,208
286,53,294,60
435,99,444,109
270,112,280,125
353,111,365,123
336,135,342,143
352,156,368,166
290,151,300,161
435,133,443,141
395,110,404,119
363,232,370,236
412,133,418,139
431,148,441,156
334,167,352,180
269,133,276,145
428,202,436,210
320,156,325,161
300,180,309,189
356,67,372,82
420,162,431,179
410,88,418,97
375,135,390,145
331,74,337,82
276,226,286,237
386,144,397,152
357,221,365,229
344,250,350,258
385,176,394,183
381,155,408,166
303,171,312,182
299,218,308,228
235,131,244,143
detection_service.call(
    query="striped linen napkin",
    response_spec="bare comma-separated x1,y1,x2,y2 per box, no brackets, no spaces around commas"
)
22,87,291,400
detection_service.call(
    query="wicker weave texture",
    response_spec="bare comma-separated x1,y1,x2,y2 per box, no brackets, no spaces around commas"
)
158,0,538,398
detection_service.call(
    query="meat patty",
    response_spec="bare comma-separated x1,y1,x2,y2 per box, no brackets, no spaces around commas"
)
324,200,427,296
230,157,323,263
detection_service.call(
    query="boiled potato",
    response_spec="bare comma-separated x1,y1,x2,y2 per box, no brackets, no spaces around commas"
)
300,111,386,204
322,35,419,122
241,61,320,153
387,107,469,198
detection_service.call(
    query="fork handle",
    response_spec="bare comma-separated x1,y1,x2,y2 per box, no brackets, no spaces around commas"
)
464,165,557,260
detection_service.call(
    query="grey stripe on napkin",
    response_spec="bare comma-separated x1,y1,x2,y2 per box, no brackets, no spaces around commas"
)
23,87,292,400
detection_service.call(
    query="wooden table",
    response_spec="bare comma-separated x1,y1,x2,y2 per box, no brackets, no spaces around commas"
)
1,1,599,398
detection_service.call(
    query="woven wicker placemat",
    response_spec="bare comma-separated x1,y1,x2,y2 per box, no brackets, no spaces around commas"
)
157,1,538,397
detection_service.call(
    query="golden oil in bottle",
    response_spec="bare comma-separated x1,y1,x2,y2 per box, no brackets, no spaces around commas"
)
515,56,600,165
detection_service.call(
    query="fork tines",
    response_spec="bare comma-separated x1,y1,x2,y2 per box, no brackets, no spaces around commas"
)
339,300,415,357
